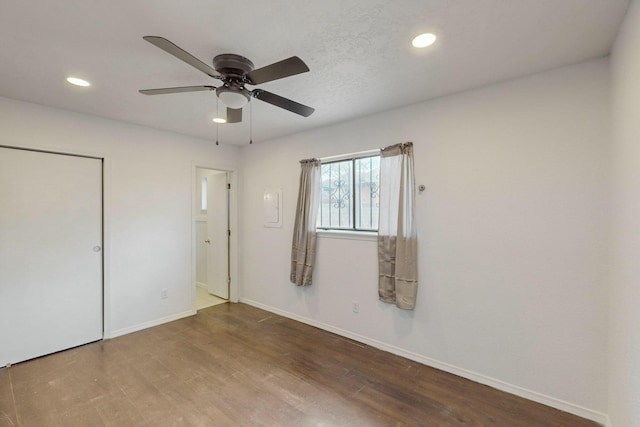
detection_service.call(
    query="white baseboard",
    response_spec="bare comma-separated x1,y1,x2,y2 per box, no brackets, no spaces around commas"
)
108,309,196,339
604,415,613,427
240,298,609,426
196,281,207,290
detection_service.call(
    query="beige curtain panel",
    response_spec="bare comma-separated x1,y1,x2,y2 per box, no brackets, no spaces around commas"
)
290,158,321,286
378,142,418,310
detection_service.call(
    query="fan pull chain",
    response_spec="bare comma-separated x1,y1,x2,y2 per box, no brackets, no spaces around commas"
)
215,97,220,145
249,100,253,145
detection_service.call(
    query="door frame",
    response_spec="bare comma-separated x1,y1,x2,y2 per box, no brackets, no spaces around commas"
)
191,163,238,304
0,144,111,339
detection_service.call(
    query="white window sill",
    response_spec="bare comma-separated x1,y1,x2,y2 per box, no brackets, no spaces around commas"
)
317,229,378,241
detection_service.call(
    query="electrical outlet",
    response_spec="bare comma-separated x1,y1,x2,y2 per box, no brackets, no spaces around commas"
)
352,302,359,314
161,289,168,299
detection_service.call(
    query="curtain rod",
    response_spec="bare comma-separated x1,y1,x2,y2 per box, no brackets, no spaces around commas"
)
318,148,381,163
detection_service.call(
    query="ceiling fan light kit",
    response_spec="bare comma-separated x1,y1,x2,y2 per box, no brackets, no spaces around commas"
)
139,36,315,144
216,87,250,109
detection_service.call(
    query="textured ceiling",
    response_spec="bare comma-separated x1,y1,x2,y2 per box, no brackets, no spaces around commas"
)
0,0,630,145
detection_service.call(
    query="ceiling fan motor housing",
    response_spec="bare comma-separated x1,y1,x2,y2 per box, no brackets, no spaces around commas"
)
213,54,255,108
213,54,255,78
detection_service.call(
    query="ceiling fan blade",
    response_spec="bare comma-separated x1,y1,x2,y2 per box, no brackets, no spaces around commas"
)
245,56,309,85
252,89,315,117
143,36,220,79
139,86,215,95
226,107,242,123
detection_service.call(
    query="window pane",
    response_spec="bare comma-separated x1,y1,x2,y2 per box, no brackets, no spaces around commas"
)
354,156,380,230
201,177,208,211
319,160,352,229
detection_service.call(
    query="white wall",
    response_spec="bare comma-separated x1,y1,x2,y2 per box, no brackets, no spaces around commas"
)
609,1,640,425
239,59,610,419
0,96,239,336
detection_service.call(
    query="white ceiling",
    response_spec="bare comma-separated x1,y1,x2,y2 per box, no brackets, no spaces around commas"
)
0,0,629,146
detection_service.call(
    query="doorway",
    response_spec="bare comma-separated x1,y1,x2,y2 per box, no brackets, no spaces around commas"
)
194,167,232,310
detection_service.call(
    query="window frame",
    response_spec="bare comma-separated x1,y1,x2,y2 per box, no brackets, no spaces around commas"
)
317,149,381,233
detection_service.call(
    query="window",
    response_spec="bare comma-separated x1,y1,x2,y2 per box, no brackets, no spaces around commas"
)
201,176,208,211
318,153,380,231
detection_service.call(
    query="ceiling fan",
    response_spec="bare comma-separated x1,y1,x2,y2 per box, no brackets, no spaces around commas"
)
139,36,315,123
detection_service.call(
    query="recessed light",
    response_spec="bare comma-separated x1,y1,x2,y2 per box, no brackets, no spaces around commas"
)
412,33,437,48
66,77,91,87
212,117,226,124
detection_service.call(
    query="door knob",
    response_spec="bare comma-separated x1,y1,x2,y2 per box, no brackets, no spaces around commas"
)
204,239,211,244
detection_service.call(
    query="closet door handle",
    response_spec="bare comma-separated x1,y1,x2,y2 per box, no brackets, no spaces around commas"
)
204,239,211,244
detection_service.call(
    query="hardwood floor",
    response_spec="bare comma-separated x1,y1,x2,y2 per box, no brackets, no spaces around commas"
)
0,303,600,426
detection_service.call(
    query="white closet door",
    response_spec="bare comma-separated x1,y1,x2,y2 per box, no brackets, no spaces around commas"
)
206,172,229,299
0,147,103,366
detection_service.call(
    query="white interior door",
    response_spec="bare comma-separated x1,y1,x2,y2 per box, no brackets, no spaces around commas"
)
0,147,103,366
206,171,229,299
